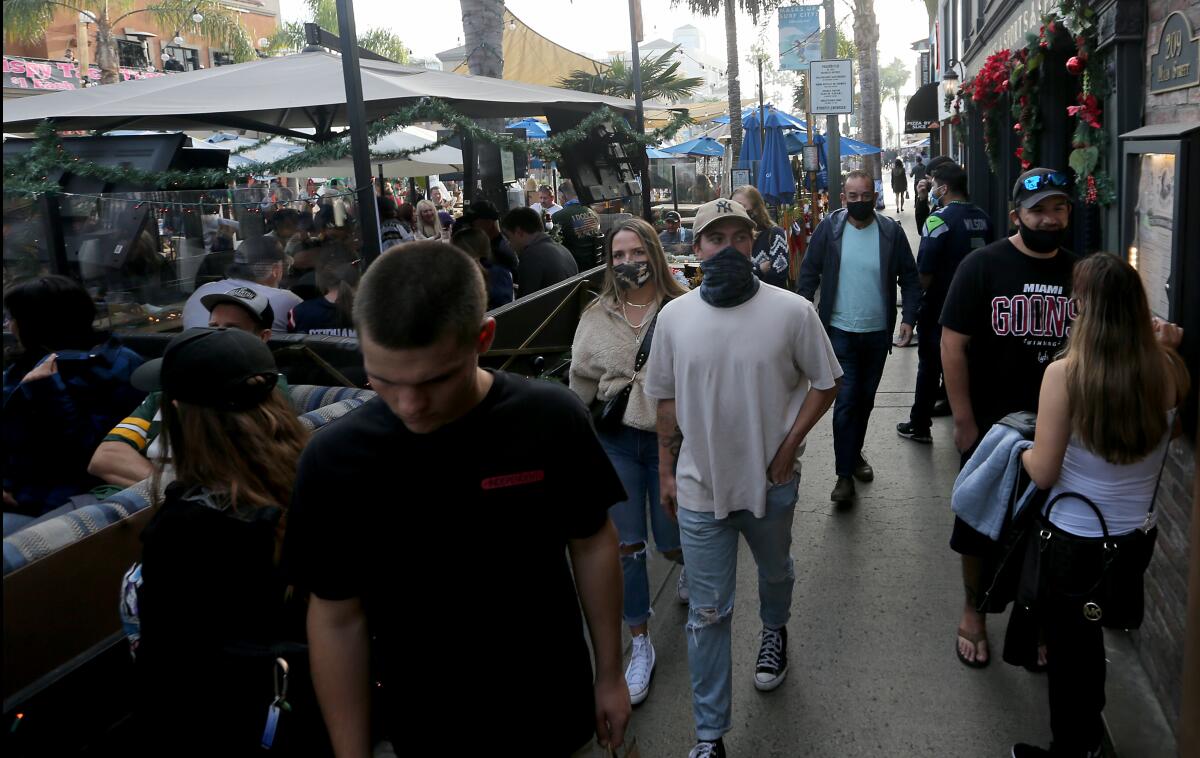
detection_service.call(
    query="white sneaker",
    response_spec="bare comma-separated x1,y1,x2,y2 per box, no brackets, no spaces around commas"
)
625,634,656,705
676,566,689,605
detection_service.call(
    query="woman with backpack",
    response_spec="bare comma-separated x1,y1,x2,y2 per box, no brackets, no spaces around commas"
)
128,327,323,756
1015,253,1188,758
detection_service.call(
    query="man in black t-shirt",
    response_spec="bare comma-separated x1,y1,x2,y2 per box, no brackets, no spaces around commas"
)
940,167,1078,669
283,242,631,755
898,163,994,443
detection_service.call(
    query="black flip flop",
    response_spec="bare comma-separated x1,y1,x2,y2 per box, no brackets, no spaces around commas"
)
956,628,991,669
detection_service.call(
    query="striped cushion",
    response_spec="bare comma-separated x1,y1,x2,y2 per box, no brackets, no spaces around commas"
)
3,388,375,576
3,480,154,575
288,385,377,414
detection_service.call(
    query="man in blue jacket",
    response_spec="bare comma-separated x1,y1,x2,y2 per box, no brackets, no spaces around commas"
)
797,170,921,502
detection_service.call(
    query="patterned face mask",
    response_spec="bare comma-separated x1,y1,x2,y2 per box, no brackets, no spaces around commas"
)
613,261,652,290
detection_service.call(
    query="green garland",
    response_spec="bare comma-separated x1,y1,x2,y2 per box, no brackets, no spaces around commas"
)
4,97,692,197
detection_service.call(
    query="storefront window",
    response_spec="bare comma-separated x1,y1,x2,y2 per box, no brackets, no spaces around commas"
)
212,51,236,67
1128,152,1175,319
162,45,201,71
116,39,148,69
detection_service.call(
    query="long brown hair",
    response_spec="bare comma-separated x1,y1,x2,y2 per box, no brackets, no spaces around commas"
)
154,389,309,548
1063,253,1190,464
732,185,774,233
591,218,687,309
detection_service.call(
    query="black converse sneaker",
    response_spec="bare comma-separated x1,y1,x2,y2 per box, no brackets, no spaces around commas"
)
688,737,726,758
896,421,933,444
754,625,788,691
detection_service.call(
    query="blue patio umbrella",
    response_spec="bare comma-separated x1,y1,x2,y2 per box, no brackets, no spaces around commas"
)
783,131,829,191
505,118,551,139
714,105,808,131
839,135,882,156
646,147,673,159
755,115,797,204
660,136,726,157
736,115,763,170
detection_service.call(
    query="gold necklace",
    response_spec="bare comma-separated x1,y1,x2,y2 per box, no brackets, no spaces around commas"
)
624,300,651,308
620,301,648,336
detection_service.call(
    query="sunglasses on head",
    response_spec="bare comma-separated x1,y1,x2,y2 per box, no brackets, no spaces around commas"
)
1022,172,1071,192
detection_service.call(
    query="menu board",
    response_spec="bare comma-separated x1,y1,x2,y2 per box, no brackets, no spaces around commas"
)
1130,153,1176,319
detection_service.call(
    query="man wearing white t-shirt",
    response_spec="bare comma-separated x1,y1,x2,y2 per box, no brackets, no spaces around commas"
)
529,184,563,229
643,198,842,758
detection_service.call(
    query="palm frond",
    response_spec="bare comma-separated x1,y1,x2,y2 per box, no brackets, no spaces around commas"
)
4,0,85,44
140,0,255,59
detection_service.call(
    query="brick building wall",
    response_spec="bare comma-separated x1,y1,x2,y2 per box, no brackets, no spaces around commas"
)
1134,0,1199,736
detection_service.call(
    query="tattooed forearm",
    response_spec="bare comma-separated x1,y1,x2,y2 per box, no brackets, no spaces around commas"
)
656,399,683,475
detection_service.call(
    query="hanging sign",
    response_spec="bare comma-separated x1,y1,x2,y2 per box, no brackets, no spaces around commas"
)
1149,12,1199,95
3,56,163,90
779,5,822,72
809,59,854,114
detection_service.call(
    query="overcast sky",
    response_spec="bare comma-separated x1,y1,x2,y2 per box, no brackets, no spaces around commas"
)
280,0,931,136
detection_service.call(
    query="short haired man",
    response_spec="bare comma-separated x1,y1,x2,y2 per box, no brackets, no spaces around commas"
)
284,241,631,756
465,198,519,277
644,199,841,758
501,206,579,297
897,162,995,444
553,179,604,271
530,184,563,224
658,210,694,254
183,236,302,332
941,168,1079,669
88,286,285,488
797,170,921,502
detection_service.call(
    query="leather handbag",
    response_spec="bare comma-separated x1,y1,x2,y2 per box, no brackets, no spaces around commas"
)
1016,490,1158,629
591,313,658,434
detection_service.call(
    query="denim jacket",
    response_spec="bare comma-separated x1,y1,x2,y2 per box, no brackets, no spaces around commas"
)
3,337,145,513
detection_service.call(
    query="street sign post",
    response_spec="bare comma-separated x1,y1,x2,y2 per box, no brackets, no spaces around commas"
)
808,59,854,115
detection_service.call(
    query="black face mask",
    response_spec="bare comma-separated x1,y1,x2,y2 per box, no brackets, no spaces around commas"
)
846,200,874,221
699,246,759,308
1017,219,1066,253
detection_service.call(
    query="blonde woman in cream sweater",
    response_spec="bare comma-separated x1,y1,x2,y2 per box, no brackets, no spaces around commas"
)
570,217,689,708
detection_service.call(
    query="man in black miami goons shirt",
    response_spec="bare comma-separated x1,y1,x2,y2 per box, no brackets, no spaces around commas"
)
283,242,631,755
940,168,1078,669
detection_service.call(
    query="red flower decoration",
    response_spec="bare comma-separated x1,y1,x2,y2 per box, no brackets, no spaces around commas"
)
1014,123,1023,132
1021,160,1032,170
1015,147,1024,159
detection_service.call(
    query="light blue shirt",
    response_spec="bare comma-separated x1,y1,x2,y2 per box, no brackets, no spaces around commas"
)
830,220,885,333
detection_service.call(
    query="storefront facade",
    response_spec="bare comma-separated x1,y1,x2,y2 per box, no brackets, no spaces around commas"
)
925,0,1199,742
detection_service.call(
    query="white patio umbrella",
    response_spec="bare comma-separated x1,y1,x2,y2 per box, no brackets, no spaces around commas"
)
1,49,639,139
302,125,463,176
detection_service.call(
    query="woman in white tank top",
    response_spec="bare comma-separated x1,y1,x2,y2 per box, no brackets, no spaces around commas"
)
1015,252,1188,758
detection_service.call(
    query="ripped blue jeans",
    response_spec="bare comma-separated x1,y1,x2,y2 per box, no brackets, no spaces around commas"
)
677,475,799,741
599,425,681,627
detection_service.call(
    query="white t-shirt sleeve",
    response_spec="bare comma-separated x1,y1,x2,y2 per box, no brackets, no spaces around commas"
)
642,314,676,400
793,301,843,391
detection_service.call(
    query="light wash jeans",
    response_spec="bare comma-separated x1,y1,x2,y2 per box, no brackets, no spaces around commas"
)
677,474,799,741
599,425,682,627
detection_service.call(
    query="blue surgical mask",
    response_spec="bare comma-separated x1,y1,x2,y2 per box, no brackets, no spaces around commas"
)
929,184,944,210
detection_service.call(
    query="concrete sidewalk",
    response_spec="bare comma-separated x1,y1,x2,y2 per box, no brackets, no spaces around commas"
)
616,200,1176,756
623,345,1052,757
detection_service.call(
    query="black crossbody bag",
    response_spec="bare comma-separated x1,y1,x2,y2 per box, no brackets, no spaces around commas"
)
591,313,658,434
1014,447,1168,629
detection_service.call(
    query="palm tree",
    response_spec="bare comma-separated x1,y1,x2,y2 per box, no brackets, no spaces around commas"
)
459,0,506,208
559,46,703,103
677,0,778,165
851,0,883,179
268,0,409,63
878,57,910,150
4,0,256,85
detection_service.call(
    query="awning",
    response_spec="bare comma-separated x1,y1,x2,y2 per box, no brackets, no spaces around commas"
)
2,49,639,137
904,81,940,134
452,8,609,89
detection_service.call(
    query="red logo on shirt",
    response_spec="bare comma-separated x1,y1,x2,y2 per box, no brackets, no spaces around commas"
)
481,470,546,490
